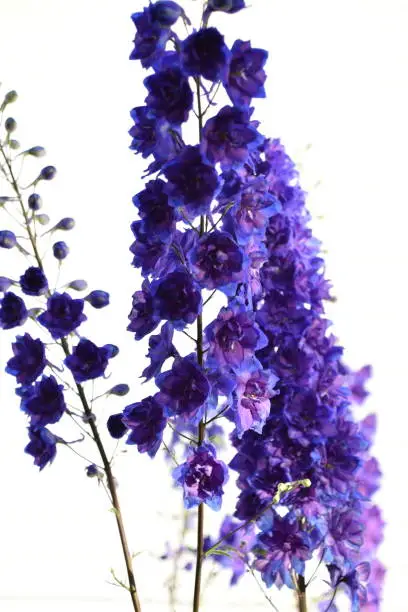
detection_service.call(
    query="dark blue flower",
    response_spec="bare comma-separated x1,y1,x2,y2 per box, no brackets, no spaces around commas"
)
327,562,370,612
163,145,220,219
38,292,86,339
156,354,210,422
0,292,28,329
202,105,262,169
0,230,17,249
151,269,202,329
25,426,57,470
142,322,178,381
127,281,160,340
19,375,66,426
19,266,48,296
130,7,173,69
133,179,176,238
85,290,110,309
6,333,46,385
181,28,229,82
129,106,182,167
107,413,128,439
173,443,228,510
226,40,268,107
130,220,169,277
144,67,193,124
64,338,112,383
189,230,244,291
122,396,167,457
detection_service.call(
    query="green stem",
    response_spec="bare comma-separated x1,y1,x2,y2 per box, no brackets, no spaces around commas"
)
0,143,142,612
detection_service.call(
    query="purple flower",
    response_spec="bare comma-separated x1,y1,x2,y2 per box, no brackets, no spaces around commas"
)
189,231,244,291
213,516,256,584
254,511,317,588
226,40,268,107
130,5,177,69
129,220,169,277
0,292,28,329
25,426,57,470
127,281,160,340
38,292,86,339
156,354,210,422
284,389,337,446
129,107,182,167
107,413,128,439
228,189,281,244
64,338,112,382
145,67,193,124
18,375,66,427
163,145,220,219
181,28,229,82
0,230,17,249
6,333,46,385
151,269,202,329
173,443,228,510
202,105,262,169
142,322,178,381
122,396,167,458
19,266,48,296
133,179,176,238
233,359,279,436
328,562,370,612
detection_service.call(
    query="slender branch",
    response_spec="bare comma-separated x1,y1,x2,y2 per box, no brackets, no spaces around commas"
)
295,573,307,612
0,142,142,612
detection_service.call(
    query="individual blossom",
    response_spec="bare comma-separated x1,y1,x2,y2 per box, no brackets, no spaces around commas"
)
0,229,17,249
327,562,371,612
283,388,337,446
24,426,57,470
132,179,176,238
233,358,279,437
189,230,244,291
18,375,66,427
0,292,28,329
130,220,169,277
122,396,167,457
173,443,228,510
225,40,268,107
163,145,220,219
151,269,202,329
129,107,182,169
142,322,178,381
127,281,160,340
64,338,113,383
226,188,281,244
156,354,210,422
6,333,46,385
202,105,262,169
19,266,48,296
144,66,193,124
181,28,230,82
38,292,86,339
211,516,256,584
205,300,268,368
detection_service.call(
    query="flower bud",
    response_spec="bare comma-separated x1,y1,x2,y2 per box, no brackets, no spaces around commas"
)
108,383,130,396
103,344,119,358
208,0,245,13
151,1,183,26
0,277,13,292
9,139,20,150
55,217,75,231
5,117,17,133
0,230,17,249
68,279,88,291
28,193,42,211
39,165,57,181
85,463,103,479
35,213,50,225
26,146,46,157
53,241,69,260
86,290,110,309
4,90,18,105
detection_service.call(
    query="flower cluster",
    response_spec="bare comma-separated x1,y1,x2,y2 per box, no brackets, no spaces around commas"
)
122,1,383,609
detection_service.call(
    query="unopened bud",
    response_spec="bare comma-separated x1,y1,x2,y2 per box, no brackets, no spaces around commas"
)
86,290,110,309
28,193,42,211
39,165,57,181
26,146,46,157
5,117,17,133
68,279,88,291
35,214,50,225
0,230,17,249
53,240,69,260
9,139,20,150
55,217,75,231
108,383,130,396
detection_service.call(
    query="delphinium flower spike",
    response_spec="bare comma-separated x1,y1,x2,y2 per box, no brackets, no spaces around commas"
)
0,87,142,612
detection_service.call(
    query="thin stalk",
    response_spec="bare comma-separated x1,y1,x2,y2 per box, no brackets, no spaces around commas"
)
0,143,142,612
294,573,307,612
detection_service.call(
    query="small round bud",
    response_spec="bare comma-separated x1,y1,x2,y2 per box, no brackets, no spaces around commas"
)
9,139,20,150
151,1,183,26
4,90,18,104
28,193,42,211
26,146,46,157
86,290,110,309
107,414,127,439
55,217,75,231
68,279,88,291
39,165,57,181
103,344,119,358
108,383,130,396
35,213,50,225
0,230,17,249
5,117,17,133
53,240,69,260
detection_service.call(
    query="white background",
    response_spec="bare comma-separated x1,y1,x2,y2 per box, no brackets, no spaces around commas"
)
0,0,407,610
